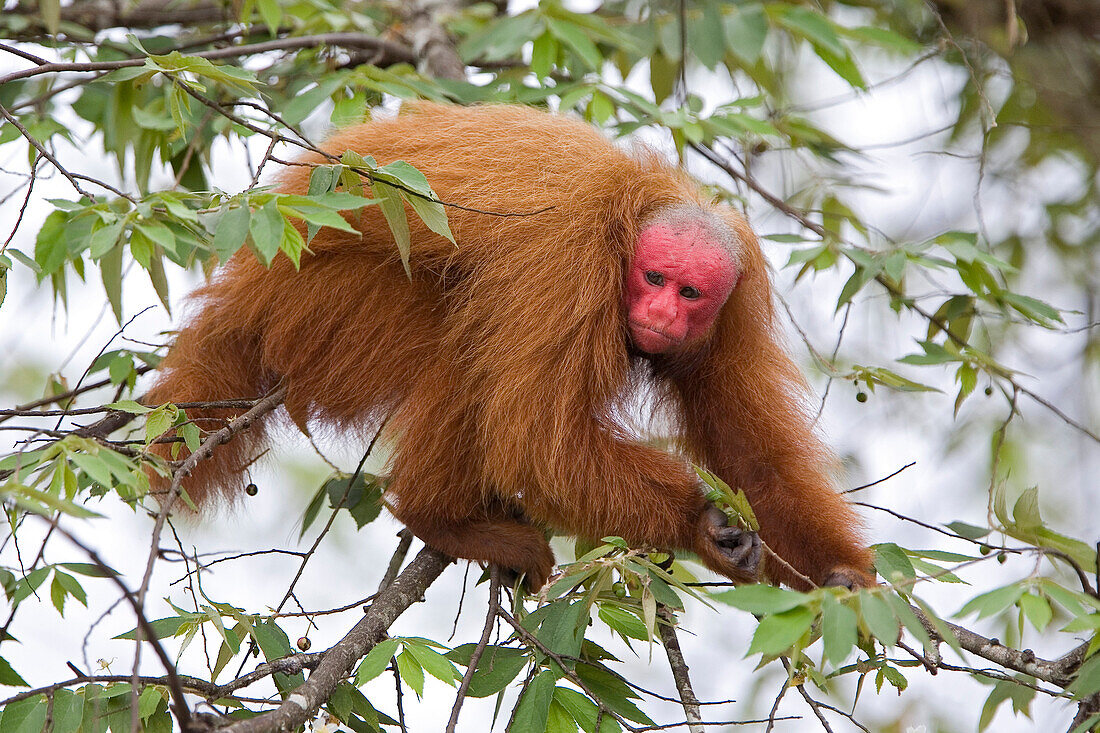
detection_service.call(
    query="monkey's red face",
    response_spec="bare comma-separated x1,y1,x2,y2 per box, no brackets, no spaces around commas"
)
625,222,740,354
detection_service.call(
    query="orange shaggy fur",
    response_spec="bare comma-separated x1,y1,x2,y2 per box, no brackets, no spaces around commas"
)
145,103,872,590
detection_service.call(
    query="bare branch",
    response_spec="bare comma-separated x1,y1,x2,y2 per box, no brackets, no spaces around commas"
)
657,606,704,733
446,567,500,733
404,0,467,81
220,546,452,733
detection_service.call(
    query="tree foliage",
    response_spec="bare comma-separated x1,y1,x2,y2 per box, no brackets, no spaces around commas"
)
0,0,1098,731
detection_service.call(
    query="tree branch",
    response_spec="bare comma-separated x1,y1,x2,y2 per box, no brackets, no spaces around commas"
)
403,0,467,81
220,546,452,733
657,606,703,733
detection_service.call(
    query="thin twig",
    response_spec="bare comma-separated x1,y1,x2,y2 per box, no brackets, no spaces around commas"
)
446,567,500,733
33,515,192,731
657,606,703,733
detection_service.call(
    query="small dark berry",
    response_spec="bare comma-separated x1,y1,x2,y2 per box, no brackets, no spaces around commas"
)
856,392,868,403
297,637,311,651
245,483,258,496
984,386,994,396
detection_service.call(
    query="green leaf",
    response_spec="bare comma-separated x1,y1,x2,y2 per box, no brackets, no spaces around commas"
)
1070,654,1100,698
145,407,175,443
884,593,932,650
598,605,649,641
512,670,557,733
747,606,815,657
945,521,991,540
574,664,652,725
283,77,345,126
553,686,621,733
405,640,459,686
843,26,922,54
688,1,726,69
299,483,327,538
89,220,124,259
711,584,809,614
0,695,47,733
53,688,84,731
251,616,294,655
546,699,580,733
248,199,284,267
859,590,899,645
724,4,768,64
898,340,962,366
6,484,100,519
253,619,304,693
138,686,165,721
34,209,70,274
546,18,603,71
771,6,845,57
821,594,857,665
446,644,528,698
373,160,433,196
956,583,1026,619
404,195,454,245
873,543,917,584
37,0,61,31
100,238,123,322
1018,592,1053,632
114,615,195,640
373,182,411,277
1001,292,1064,326
0,656,28,686
880,663,908,693
55,571,88,606
278,211,306,268
69,452,115,489
534,600,588,658
395,649,424,697
211,204,250,263
355,638,400,685
531,32,557,78
1011,487,1042,531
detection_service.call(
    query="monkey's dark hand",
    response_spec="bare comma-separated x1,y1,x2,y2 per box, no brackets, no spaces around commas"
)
701,505,761,578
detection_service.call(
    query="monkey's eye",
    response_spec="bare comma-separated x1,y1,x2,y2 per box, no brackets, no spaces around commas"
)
680,286,701,300
644,271,664,286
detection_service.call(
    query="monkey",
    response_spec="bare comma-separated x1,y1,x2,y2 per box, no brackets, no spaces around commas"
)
145,102,874,591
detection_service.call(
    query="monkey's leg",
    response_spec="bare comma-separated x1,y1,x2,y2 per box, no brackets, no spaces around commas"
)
392,504,555,591
387,370,556,590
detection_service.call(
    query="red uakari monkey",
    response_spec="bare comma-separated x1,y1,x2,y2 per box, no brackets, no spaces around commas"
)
145,102,874,591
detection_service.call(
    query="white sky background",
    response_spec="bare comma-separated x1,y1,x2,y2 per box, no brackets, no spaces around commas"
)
1,8,1099,731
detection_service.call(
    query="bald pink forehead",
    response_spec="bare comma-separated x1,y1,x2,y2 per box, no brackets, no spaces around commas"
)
634,223,739,295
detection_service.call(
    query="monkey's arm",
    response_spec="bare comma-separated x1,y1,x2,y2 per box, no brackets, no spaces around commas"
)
671,277,874,590
461,287,759,582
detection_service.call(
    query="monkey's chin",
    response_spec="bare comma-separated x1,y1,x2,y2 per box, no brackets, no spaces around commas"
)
629,324,682,355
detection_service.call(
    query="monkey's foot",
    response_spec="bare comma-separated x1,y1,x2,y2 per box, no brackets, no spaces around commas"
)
496,563,553,594
822,565,876,590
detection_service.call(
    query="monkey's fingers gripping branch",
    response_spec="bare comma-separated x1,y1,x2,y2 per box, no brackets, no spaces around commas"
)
694,466,764,580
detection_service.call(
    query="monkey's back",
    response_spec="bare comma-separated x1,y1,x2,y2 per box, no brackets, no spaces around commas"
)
147,104,704,502
280,103,698,265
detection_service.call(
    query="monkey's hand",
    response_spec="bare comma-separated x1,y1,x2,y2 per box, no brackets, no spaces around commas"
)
822,566,877,590
696,504,761,581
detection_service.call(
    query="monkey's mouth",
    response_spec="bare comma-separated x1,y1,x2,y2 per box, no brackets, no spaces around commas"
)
628,322,683,353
